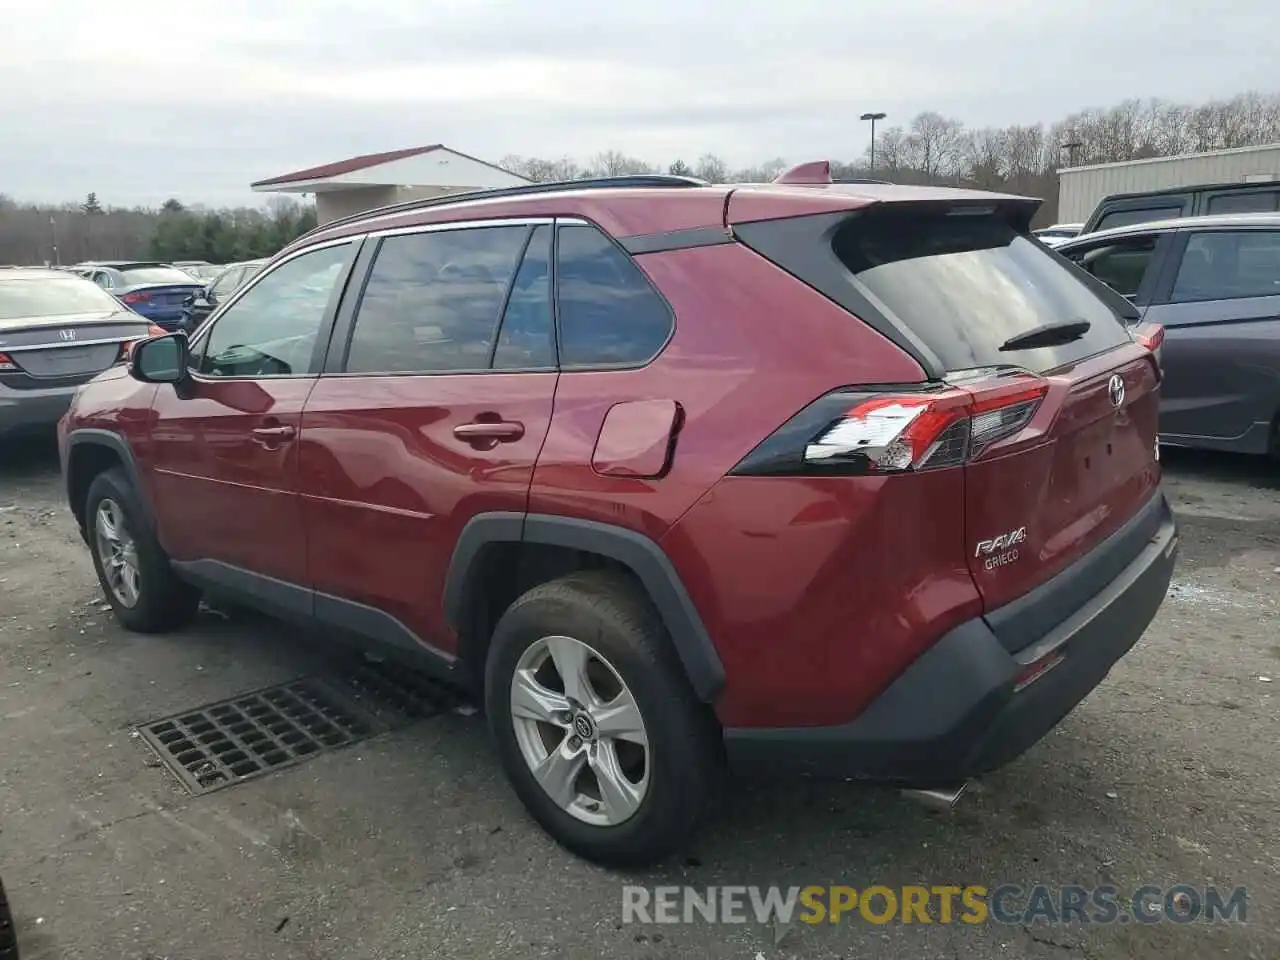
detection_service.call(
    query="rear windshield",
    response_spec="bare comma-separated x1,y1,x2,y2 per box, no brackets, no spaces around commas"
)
833,211,1131,373
0,276,122,320
117,265,198,285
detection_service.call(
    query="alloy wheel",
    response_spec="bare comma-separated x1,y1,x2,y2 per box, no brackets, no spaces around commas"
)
509,635,650,826
94,498,141,608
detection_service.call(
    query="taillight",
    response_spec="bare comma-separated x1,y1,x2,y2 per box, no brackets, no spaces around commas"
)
731,377,1049,477
1135,323,1164,373
0,351,16,372
121,291,151,304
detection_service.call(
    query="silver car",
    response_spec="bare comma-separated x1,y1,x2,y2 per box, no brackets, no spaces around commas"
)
1057,212,1280,457
0,268,157,438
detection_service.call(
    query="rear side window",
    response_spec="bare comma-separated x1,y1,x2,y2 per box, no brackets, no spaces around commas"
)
345,225,528,373
833,210,1132,373
1171,230,1280,303
1095,206,1182,231
556,224,673,367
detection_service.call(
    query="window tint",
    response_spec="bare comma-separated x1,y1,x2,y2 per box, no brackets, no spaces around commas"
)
197,242,351,377
345,226,528,374
1071,236,1158,298
1171,230,1280,303
493,225,554,369
1095,206,1183,231
0,276,122,319
209,266,242,296
1206,191,1278,214
116,265,198,286
833,210,1131,373
556,224,673,367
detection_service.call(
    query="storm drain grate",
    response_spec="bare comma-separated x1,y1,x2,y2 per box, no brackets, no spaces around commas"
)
338,656,471,724
138,678,387,794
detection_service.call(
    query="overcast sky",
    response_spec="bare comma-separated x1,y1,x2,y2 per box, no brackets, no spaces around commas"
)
1,0,1274,207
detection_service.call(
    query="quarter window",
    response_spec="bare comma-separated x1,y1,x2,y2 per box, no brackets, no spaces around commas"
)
345,226,528,374
556,224,673,367
196,242,352,377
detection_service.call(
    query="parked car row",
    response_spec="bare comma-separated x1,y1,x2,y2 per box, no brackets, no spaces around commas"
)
0,266,162,439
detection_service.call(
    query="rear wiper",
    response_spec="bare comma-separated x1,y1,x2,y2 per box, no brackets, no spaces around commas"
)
999,319,1091,352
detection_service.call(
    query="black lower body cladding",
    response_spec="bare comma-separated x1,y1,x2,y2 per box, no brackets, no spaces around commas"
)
723,493,1179,784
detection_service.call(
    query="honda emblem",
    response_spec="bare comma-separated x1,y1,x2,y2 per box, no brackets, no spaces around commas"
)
58,329,76,342
1108,374,1125,408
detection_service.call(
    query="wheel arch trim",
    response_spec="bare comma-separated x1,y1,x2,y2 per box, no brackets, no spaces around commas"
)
64,429,156,534
443,512,726,702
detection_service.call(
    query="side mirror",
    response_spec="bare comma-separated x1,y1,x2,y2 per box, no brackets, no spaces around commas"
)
130,333,189,384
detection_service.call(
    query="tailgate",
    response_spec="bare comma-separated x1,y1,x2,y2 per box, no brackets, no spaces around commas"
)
964,345,1162,623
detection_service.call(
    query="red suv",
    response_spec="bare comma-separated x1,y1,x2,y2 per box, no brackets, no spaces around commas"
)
59,168,1178,865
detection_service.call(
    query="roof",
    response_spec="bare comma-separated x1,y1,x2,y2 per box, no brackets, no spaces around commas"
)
1059,141,1280,175
1058,211,1280,247
291,174,1039,254
251,144,521,188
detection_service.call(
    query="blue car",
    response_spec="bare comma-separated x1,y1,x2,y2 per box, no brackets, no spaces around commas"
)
79,262,206,331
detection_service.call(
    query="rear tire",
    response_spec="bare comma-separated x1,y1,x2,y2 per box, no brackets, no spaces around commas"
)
0,876,17,960
84,468,201,633
485,570,720,867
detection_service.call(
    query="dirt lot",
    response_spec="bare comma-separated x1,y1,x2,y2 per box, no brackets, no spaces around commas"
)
1,436,1277,960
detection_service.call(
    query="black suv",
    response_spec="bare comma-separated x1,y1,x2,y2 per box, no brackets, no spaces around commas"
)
1083,180,1280,234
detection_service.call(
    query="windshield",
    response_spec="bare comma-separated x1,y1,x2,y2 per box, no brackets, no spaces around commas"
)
117,265,200,286
0,276,123,320
834,210,1131,373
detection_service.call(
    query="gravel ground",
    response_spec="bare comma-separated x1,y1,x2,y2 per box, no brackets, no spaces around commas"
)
1,436,1277,960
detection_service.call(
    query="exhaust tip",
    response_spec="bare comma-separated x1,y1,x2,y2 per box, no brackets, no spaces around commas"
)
901,781,969,811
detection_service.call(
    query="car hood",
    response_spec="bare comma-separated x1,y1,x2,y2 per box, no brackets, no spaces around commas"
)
0,310,148,334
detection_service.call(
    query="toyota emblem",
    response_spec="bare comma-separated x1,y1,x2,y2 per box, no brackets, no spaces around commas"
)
58,329,76,342
1108,374,1125,408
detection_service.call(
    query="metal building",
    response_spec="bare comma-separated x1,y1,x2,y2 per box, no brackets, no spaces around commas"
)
1058,143,1280,222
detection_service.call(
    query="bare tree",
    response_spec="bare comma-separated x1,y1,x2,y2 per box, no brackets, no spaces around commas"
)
693,154,730,183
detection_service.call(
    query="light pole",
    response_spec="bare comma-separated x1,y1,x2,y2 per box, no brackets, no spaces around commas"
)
860,111,887,172
1061,139,1083,167
49,216,59,266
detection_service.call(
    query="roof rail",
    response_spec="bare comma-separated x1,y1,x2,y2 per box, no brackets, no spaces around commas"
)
295,174,709,243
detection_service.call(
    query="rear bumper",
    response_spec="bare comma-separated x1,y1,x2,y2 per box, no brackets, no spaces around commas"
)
724,492,1178,784
0,383,77,437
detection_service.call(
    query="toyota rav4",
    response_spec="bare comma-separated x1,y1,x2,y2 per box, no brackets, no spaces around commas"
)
59,166,1178,866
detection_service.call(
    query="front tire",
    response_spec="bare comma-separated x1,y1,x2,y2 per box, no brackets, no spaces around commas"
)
485,571,720,867
84,468,201,633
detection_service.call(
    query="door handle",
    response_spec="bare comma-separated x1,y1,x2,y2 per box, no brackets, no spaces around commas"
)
251,424,296,444
453,421,525,443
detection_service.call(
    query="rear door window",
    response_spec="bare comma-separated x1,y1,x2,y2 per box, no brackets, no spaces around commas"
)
1066,236,1159,298
1205,191,1279,214
555,223,674,367
492,225,555,369
833,210,1132,373
1095,206,1183,231
1171,230,1280,303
